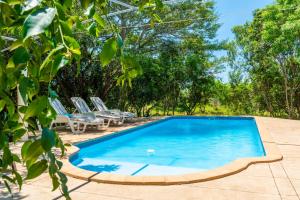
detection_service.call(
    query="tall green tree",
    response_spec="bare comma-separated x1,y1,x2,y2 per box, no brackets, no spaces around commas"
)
232,0,300,118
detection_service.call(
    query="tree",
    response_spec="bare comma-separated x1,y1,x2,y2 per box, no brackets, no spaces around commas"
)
53,0,217,110
0,0,161,198
179,54,215,115
124,56,162,116
232,0,300,118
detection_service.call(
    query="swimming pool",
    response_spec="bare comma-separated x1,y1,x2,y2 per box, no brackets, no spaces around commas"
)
70,117,266,176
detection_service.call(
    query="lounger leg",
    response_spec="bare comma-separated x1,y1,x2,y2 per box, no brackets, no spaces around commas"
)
103,119,111,128
70,121,84,134
81,123,87,133
70,122,77,134
120,117,124,125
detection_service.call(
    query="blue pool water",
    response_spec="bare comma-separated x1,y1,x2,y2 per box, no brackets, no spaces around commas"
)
70,117,265,176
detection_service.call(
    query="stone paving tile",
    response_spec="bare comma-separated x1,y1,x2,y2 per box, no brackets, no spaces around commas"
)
260,117,300,145
284,169,300,181
236,163,273,177
282,157,300,166
282,196,300,200
270,162,288,178
281,158,300,180
137,188,281,200
73,182,282,200
27,174,85,189
66,192,139,200
272,134,300,145
281,165,300,180
189,174,279,195
274,178,298,196
279,145,300,158
13,184,61,199
68,182,189,200
290,179,300,197
271,130,300,145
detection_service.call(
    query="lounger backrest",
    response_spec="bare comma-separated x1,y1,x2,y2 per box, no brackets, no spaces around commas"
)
71,97,92,113
49,98,68,115
90,97,107,111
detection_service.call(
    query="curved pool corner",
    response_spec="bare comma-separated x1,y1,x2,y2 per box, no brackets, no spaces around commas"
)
60,116,283,185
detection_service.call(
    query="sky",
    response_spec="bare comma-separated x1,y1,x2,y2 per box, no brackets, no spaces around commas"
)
214,0,274,81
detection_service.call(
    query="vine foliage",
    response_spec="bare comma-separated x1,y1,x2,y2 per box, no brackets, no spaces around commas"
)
0,0,161,198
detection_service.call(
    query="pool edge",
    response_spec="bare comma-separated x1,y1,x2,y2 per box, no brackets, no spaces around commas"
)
60,116,283,185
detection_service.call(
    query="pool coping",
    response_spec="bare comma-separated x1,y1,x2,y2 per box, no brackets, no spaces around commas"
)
60,116,283,185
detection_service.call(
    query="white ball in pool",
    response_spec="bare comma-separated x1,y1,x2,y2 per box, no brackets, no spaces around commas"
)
147,149,155,155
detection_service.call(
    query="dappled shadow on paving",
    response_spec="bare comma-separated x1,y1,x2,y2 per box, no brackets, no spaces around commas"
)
52,172,100,200
0,184,28,200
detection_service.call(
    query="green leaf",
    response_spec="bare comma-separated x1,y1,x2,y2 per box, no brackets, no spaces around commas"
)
12,154,21,163
51,175,60,191
75,16,84,30
152,13,162,22
41,128,56,151
24,96,48,119
57,172,69,196
24,140,44,165
80,0,92,9
0,133,8,149
52,55,68,74
117,34,123,48
70,48,81,55
55,2,66,20
6,58,15,69
99,37,118,67
56,160,63,169
60,20,72,36
155,0,163,8
9,39,23,51
14,128,27,141
64,143,71,147
23,7,57,40
2,175,15,184
19,106,27,114
63,0,72,8
40,45,64,71
48,86,59,99
12,47,29,65
21,140,32,160
93,14,105,28
7,0,21,6
26,160,48,180
4,181,12,194
19,76,39,104
87,22,96,36
3,147,13,166
14,171,23,190
64,36,80,48
0,100,6,112
7,102,15,117
1,97,15,117
84,3,95,18
64,36,81,56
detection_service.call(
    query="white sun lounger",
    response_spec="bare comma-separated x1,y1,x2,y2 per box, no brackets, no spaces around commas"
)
71,97,124,125
49,98,108,134
90,97,136,119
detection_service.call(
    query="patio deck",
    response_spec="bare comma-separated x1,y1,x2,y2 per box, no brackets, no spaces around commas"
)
1,116,300,200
